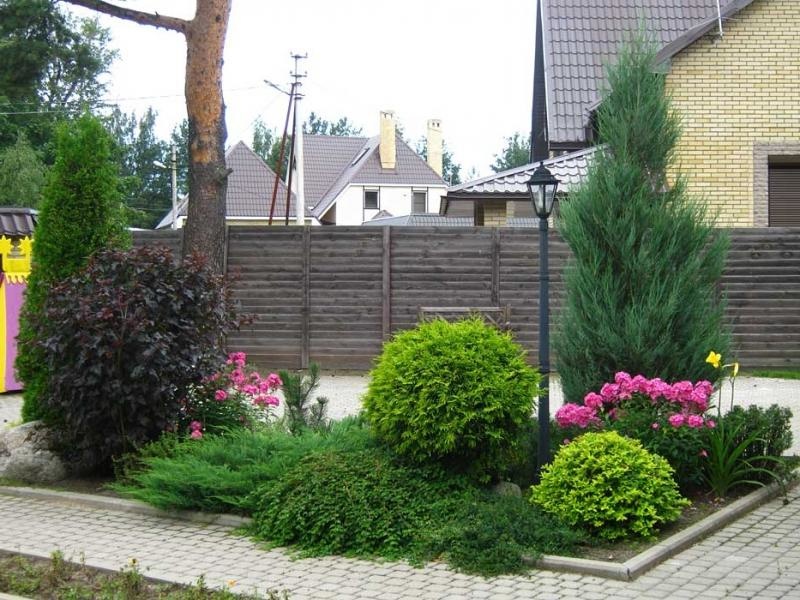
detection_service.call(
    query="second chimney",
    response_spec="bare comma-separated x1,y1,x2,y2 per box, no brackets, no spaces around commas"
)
379,110,396,169
427,118,443,177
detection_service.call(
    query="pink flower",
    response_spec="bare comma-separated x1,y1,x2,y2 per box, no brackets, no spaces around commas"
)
555,403,600,429
699,449,708,458
600,383,620,402
706,419,716,429
672,381,694,403
228,352,246,367
583,392,603,410
189,420,203,431
190,429,203,439
253,395,280,407
651,422,660,430
614,372,633,399
563,438,571,445
266,373,283,388
687,414,705,428
631,375,650,394
646,378,669,400
668,413,685,428
214,389,228,401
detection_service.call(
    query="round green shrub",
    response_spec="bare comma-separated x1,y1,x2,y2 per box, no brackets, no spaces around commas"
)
362,317,540,481
530,431,689,540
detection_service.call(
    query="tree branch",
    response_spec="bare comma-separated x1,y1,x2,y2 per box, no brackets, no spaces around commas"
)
61,0,188,33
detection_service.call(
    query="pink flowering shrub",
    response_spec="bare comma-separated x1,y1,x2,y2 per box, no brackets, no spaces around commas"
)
179,352,282,437
556,372,716,490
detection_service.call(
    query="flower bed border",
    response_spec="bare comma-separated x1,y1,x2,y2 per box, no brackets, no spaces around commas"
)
530,479,794,580
0,480,792,581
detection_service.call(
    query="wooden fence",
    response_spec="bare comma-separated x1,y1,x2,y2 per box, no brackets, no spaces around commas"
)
134,227,800,370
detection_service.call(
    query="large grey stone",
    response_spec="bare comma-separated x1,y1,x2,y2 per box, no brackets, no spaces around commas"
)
0,421,67,483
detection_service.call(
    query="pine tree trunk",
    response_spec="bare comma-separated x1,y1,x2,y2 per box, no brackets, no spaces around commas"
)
182,0,230,273
62,0,232,273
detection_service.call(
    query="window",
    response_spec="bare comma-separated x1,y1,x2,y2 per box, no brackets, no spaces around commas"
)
412,190,427,213
768,163,800,226
364,189,379,210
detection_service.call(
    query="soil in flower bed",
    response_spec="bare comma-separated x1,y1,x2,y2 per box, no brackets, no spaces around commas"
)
0,550,288,599
576,491,740,562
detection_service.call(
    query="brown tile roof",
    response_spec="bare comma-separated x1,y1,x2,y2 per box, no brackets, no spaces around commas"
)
542,0,739,146
304,134,445,219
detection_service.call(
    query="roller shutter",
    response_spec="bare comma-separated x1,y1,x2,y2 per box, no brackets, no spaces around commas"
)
768,165,800,226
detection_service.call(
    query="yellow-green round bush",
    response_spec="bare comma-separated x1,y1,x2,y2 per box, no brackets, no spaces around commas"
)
530,431,689,540
362,317,540,481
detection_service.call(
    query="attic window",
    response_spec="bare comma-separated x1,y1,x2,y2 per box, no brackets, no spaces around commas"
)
412,190,427,213
364,189,379,210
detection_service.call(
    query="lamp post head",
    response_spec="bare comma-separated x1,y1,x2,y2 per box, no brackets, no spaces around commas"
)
527,162,559,219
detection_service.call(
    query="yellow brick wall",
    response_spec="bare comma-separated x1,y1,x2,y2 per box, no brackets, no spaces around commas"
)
482,200,508,226
666,0,800,227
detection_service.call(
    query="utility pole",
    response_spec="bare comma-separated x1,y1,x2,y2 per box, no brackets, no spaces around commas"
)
170,144,178,230
290,52,307,226
265,52,307,226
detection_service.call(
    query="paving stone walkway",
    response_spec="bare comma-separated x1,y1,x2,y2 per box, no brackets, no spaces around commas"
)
1,486,800,599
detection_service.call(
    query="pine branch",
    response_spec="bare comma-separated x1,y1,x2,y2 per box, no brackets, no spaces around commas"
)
61,0,188,34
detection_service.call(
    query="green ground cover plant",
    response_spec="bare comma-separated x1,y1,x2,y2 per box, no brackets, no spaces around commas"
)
531,431,689,541
363,317,540,482
0,550,287,599
113,417,374,514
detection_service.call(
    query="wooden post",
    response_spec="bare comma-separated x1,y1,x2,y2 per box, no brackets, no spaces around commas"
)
301,226,311,368
382,226,392,340
491,227,500,305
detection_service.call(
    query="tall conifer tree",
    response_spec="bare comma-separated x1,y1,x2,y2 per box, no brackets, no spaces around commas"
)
554,36,730,403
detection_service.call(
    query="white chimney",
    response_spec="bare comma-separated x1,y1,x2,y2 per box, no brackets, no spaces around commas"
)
379,110,396,169
427,118,443,177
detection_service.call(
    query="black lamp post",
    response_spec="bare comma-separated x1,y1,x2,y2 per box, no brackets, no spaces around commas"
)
527,162,559,473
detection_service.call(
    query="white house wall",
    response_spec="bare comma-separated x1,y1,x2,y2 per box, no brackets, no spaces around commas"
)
333,184,448,225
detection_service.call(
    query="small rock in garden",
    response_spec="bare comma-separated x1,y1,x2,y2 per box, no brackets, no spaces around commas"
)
492,481,522,497
0,421,67,483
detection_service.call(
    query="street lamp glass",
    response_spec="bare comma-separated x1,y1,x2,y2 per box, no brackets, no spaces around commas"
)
527,162,559,219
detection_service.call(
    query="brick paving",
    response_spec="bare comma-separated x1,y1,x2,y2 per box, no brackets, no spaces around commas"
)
1,486,800,599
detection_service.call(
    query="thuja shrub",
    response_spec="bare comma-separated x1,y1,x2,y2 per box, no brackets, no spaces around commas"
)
553,35,729,403
30,245,239,469
17,113,129,421
531,431,689,541
362,317,540,481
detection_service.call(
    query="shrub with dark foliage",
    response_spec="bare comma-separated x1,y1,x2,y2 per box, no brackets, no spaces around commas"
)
30,245,240,468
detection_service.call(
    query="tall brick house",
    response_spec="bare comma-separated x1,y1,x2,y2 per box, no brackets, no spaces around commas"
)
444,0,800,227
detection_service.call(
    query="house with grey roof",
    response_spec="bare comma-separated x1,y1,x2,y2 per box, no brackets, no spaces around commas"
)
445,0,800,227
306,111,447,225
157,141,302,229
158,111,447,228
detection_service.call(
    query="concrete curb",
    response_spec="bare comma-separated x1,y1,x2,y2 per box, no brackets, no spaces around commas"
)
0,486,251,529
0,593,30,600
530,480,792,581
0,480,792,582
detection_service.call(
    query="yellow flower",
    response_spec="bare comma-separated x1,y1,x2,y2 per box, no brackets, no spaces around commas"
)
227,580,237,588
733,362,739,377
705,351,722,369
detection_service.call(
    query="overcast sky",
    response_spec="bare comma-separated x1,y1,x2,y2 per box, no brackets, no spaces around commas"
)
67,0,537,179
